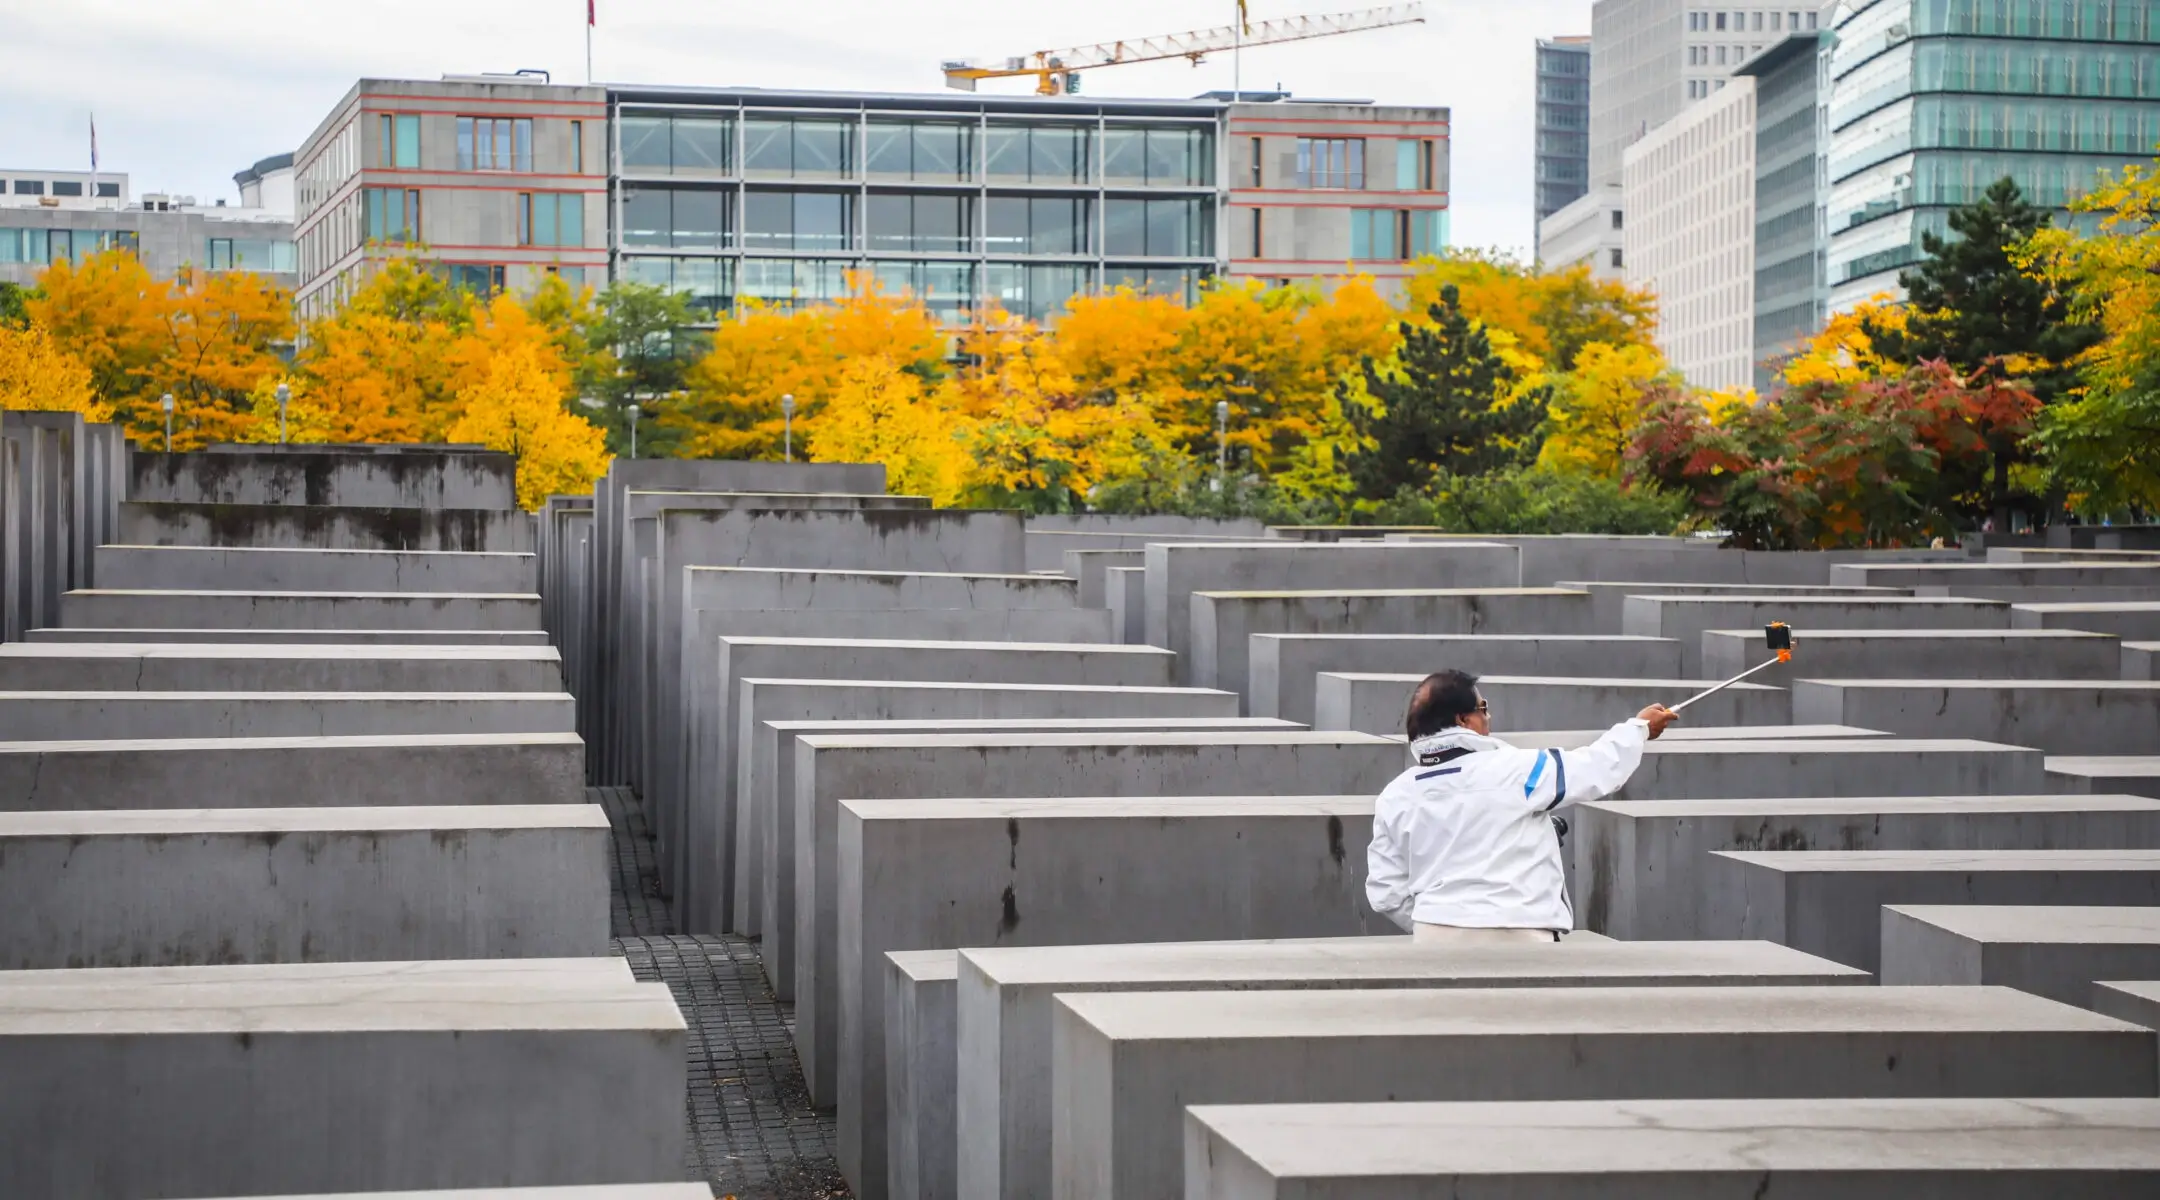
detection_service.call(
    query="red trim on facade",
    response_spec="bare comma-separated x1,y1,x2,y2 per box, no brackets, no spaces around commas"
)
1228,118,1450,130
360,96,607,114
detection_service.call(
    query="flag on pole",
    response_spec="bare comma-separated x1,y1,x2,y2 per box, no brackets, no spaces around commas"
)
588,0,596,25
89,113,98,172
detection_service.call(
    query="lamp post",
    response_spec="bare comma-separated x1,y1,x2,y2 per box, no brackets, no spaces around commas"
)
275,382,290,445
781,393,796,463
625,403,641,459
160,393,174,452
1214,400,1230,494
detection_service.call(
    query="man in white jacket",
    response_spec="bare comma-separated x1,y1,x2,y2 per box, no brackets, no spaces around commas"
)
1366,669,1678,943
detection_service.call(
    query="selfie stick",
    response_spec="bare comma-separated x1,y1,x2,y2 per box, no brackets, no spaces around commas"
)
1670,622,1793,714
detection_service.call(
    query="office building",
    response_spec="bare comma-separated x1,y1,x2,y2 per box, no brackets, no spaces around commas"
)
0,159,295,289
1741,32,1830,388
1827,0,2160,312
1624,74,1757,390
1537,183,1627,277
0,169,125,210
1536,35,1594,251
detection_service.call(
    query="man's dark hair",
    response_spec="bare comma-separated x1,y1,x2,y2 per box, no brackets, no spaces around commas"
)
1405,669,1481,741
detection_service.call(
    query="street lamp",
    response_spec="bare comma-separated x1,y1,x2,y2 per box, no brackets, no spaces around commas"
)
275,382,290,445
625,403,641,459
781,393,796,463
1214,400,1230,494
160,393,174,452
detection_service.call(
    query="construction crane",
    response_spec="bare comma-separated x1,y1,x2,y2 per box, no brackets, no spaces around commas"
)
941,4,1424,96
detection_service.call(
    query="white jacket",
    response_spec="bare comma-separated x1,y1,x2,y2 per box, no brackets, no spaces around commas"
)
1365,719,1650,932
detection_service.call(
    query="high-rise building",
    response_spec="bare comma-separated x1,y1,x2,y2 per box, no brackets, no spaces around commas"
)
1537,183,1627,276
1624,74,1758,390
1535,35,1594,250
1826,0,2160,312
1741,32,1831,388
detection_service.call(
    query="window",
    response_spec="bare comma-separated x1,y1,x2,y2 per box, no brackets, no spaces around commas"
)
1103,264,1205,305
51,181,82,197
865,192,974,253
983,123,1093,184
1350,209,1399,259
619,255,734,316
12,180,42,195
1771,11,1782,30
741,257,850,310
519,192,586,247
744,118,853,179
207,237,296,272
457,117,533,171
1609,247,1624,268
571,120,585,174
1250,207,1264,258
379,114,421,169
1394,139,1436,191
1806,10,1817,28
362,187,421,241
1717,45,1728,64
984,261,1093,323
865,121,974,182
1611,208,1624,230
1296,138,1364,188
620,114,732,176
95,182,119,198
1100,126,1212,187
548,265,587,288
743,190,853,251
623,185,732,252
985,195,1092,254
1751,11,1763,30
1103,197,1211,257
443,263,506,296
1715,12,1727,29
1251,137,1263,187
869,260,975,323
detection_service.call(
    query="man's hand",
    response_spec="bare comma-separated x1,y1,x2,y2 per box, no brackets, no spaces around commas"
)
1636,704,1680,740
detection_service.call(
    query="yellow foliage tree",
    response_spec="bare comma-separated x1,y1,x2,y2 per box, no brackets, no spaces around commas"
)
1779,297,1910,387
26,250,165,412
445,341,612,510
1538,341,1680,477
1404,251,1658,371
806,356,973,505
0,324,109,420
232,374,344,445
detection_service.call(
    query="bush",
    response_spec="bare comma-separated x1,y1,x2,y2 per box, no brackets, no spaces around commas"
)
1372,468,1689,535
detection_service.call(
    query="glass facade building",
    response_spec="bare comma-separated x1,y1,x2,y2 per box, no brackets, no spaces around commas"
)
1742,31,1832,387
1536,36,1594,247
1827,0,2160,311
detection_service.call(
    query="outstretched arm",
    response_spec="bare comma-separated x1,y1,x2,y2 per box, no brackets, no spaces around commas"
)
1524,713,1658,813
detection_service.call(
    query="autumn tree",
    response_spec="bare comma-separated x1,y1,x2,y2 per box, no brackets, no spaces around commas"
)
27,250,166,416
0,282,30,329
807,356,971,505
445,341,612,510
1404,251,1658,371
580,280,701,458
0,324,107,419
1538,341,1679,478
140,269,295,447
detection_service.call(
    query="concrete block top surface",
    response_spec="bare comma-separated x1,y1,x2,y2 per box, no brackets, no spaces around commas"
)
1797,678,2160,692
2020,601,2160,614
1635,594,2011,608
685,564,1044,585
0,642,560,663
1629,737,2028,757
960,938,1867,986
1716,849,2160,874
1589,793,2160,818
1183,1097,2160,1178
2099,980,2160,1008
99,544,534,562
1255,633,1676,644
65,588,541,601
1554,579,1908,593
0,974,686,1035
0,731,582,754
228,1188,716,1200
1195,587,1582,600
1710,626,2115,642
769,717,1297,734
2050,757,2160,778
0,957,634,988
0,690,571,702
1324,671,1781,691
0,803,609,837
739,677,1231,702
719,635,1170,656
887,949,961,982
844,796,1373,820
1507,725,1886,746
1885,905,2160,945
798,730,1393,750
1056,984,2142,1041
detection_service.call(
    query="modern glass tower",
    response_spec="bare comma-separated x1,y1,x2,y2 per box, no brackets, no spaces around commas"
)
1827,0,2160,312
1536,35,1594,247
1742,31,1832,387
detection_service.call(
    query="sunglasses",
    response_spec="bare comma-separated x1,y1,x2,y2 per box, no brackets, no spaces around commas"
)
1473,699,1490,715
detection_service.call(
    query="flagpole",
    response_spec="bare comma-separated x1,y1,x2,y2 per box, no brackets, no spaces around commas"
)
1233,2,1242,100
586,0,595,84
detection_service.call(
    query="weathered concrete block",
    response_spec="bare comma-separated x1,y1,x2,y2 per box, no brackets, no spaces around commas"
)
0,691,574,739
1623,595,2013,674
840,794,1391,1197
1576,794,2160,940
1553,579,1908,633
1054,984,2154,1200
129,449,518,509
1180,1097,2160,1199
1251,633,1683,725
0,732,585,812
1793,680,2160,756
1711,849,2160,971
26,626,552,645
957,938,1865,1200
1190,589,1597,705
61,589,543,631
1606,737,2047,800
0,961,685,1200
1106,566,1145,644
1023,525,1260,572
2013,601,2160,641
887,950,959,1200
793,731,1401,1106
2096,980,2160,1031
1832,560,2160,592
2127,641,2160,679
1703,627,2121,680
118,502,535,552
2049,756,2160,799
1315,672,1785,735
1881,905,2160,1009
1060,548,1143,607
0,804,608,967
92,544,536,593
1145,542,1523,679
0,642,564,692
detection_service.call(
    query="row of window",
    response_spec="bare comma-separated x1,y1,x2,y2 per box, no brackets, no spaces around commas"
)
1689,9,1818,33
0,228,295,272
371,112,591,175
621,187,1213,257
5,179,121,199
616,254,1209,322
1834,94,2160,180
1691,43,1769,66
1687,78,1735,98
359,186,592,248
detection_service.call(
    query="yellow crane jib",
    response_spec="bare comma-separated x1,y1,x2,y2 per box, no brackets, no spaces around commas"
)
941,4,1425,95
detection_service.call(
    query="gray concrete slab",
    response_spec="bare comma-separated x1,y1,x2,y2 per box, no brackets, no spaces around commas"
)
1190,588,1598,706
792,731,1401,1106
1623,595,2014,674
0,732,586,811
956,938,1865,1200
1881,905,2160,1009
1577,794,2160,940
1711,849,2160,971
0,691,574,739
92,544,537,593
1793,679,2160,756
60,589,544,631
1251,634,1684,725
1023,526,1262,572
0,804,607,968
0,642,564,692
1145,542,1523,679
117,501,535,553
1602,737,2047,800
1181,1097,2160,1199
2125,641,2159,679
738,680,1241,991
1554,579,1909,633
211,1189,715,1200
839,794,1395,1198
1316,672,1786,736
2014,601,2160,641
0,963,685,1200
1506,724,1887,747
2049,757,2160,799
128,449,518,509
887,950,958,1200
2096,980,2160,1032
1054,984,2154,1200
25,626,552,645
677,637,1179,937
1703,626,2121,680
1106,566,1145,644
1992,547,2160,563
1833,560,2160,591
1060,548,1143,607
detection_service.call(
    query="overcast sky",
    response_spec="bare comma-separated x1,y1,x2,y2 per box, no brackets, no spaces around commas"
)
1,0,1593,258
